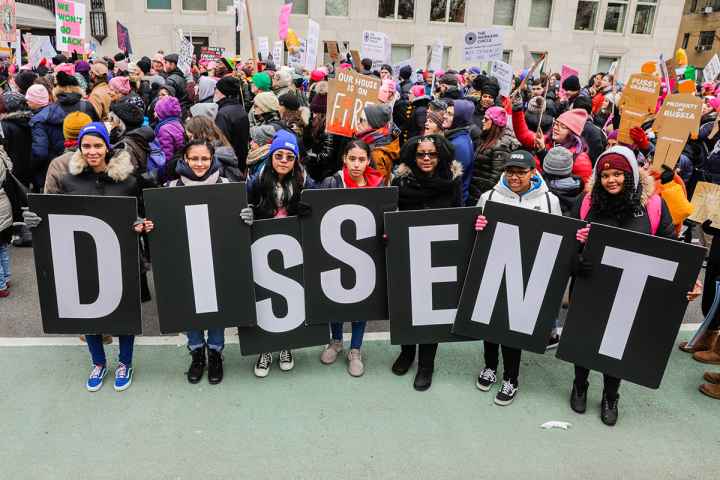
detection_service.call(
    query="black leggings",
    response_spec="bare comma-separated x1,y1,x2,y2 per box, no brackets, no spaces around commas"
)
483,341,521,384
400,344,438,370
574,366,621,400
702,261,720,331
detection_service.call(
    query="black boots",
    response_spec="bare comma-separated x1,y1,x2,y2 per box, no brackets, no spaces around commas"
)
601,394,619,426
570,381,588,414
187,347,206,384
413,368,433,391
392,350,415,376
207,349,224,384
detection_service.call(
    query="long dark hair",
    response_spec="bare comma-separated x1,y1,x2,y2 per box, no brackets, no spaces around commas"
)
342,139,372,160
479,123,503,152
590,173,642,223
254,150,305,218
399,134,455,178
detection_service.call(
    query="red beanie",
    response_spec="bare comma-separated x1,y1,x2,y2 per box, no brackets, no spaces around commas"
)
599,153,632,174
556,108,588,136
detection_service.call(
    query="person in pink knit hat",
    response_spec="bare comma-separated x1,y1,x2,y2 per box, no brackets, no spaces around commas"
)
108,76,131,100
25,84,50,111
378,79,397,103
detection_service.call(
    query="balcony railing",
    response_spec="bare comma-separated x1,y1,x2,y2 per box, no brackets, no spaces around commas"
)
17,0,55,12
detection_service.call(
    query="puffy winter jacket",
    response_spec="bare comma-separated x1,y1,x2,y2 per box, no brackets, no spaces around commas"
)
0,154,12,233
154,97,185,163
54,85,99,121
478,173,562,215
581,118,607,165
164,68,190,109
469,126,520,205
29,105,67,177
59,149,138,197
543,175,584,216
359,126,401,186
391,161,464,211
215,97,250,171
0,110,33,186
89,81,112,121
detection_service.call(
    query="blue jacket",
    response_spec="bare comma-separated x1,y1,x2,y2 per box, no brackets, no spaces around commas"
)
445,99,476,205
29,104,67,173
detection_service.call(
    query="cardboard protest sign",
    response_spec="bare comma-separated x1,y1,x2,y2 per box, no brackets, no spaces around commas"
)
0,0,16,43
55,0,85,54
704,54,720,83
257,36,269,61
385,207,481,345
288,39,306,70
300,188,398,324
327,40,339,63
452,202,584,353
200,46,224,62
28,194,141,335
618,72,661,145
238,217,327,356
143,183,257,333
271,41,283,66
557,223,704,389
350,49,362,70
490,60,513,97
463,28,503,63
688,181,720,225
559,65,579,99
305,19,320,71
651,86,703,171
429,40,444,72
326,69,381,137
116,21,132,55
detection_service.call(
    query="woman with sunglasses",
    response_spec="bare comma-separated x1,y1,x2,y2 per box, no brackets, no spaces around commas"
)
390,134,463,391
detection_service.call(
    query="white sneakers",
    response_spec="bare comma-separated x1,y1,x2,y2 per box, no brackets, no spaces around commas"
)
254,350,294,378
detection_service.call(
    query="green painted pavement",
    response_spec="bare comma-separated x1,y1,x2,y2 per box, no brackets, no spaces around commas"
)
1,334,718,479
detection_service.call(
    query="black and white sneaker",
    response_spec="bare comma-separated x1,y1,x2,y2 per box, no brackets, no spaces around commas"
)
546,334,560,351
475,368,497,392
254,352,272,378
279,350,294,371
494,380,519,406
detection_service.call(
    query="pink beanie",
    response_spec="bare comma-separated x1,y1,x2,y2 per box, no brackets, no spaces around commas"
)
25,84,50,107
556,108,588,136
310,69,326,82
109,76,132,95
410,85,426,98
484,106,507,128
379,79,397,103
709,97,720,112
55,63,75,76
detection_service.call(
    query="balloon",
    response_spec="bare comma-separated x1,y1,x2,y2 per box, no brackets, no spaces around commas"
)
675,48,688,67
285,28,301,54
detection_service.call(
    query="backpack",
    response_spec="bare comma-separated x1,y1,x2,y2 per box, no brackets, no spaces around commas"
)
580,193,662,235
147,138,167,173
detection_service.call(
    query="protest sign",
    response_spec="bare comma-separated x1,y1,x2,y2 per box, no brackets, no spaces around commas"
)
178,33,193,73
238,217,328,355
557,223,705,389
288,38,306,69
143,183,257,334
278,1,292,40
559,64,579,99
300,188,398,324
688,181,720,225
0,0,16,43
350,49,362,70
490,60,513,97
463,28,503,63
385,207,481,345
272,41,283,66
28,194,141,335
55,0,85,54
27,34,56,68
452,202,584,353
361,31,389,64
116,21,132,55
200,46,224,62
327,40,339,63
704,54,720,82
618,72,661,145
305,19,320,71
652,86,703,171
326,68,381,137
429,40,444,72
257,36,269,61
393,58,414,81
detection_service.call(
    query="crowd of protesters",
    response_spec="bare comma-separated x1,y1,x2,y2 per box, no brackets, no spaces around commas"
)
0,46,717,423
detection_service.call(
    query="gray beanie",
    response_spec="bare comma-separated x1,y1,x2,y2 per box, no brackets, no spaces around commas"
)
364,103,392,129
250,124,277,145
543,146,574,176
526,96,545,114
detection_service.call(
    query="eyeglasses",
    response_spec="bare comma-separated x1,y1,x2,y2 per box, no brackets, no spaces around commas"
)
416,151,438,159
187,156,212,163
504,169,531,178
553,121,569,130
273,152,296,163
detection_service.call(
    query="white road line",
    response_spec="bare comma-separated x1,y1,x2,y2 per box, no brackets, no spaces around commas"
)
0,325,701,347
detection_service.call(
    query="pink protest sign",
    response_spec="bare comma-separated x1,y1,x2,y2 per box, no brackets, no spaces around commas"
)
560,64,579,99
278,2,292,40
55,0,86,54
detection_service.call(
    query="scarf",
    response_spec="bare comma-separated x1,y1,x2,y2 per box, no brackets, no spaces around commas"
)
247,144,270,166
343,165,384,188
398,162,457,207
358,125,392,146
175,156,221,183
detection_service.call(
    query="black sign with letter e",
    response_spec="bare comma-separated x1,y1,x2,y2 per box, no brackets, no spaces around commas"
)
143,183,257,333
29,194,141,335
300,188,398,324
453,202,584,353
557,223,705,389
384,207,481,345
238,217,327,355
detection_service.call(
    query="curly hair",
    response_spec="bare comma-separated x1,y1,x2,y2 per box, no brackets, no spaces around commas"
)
399,134,455,178
590,173,642,223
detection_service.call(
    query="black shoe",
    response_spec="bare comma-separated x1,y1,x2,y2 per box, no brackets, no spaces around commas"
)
187,347,206,384
207,349,224,385
600,394,619,426
494,380,519,406
413,368,433,391
12,225,32,247
570,382,588,414
392,352,415,376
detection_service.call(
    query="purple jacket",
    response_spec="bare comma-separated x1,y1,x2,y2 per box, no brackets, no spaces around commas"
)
154,96,184,161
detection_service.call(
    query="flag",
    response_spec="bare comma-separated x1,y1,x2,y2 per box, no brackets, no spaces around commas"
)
279,2,293,40
116,21,132,55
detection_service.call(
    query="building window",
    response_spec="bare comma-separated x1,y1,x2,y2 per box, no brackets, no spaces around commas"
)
426,45,451,69
604,1,628,33
326,0,349,16
503,50,512,64
430,0,466,23
391,45,413,64
682,33,690,49
147,0,171,9
182,0,206,10
379,0,415,20
218,0,233,12
632,0,656,34
292,0,309,14
529,0,552,28
493,0,516,26
698,31,715,51
574,0,598,31
597,55,620,74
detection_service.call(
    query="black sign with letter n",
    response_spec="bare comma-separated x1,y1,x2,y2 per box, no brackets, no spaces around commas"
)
143,183,256,333
557,223,705,389
453,202,584,353
300,187,398,324
28,194,141,335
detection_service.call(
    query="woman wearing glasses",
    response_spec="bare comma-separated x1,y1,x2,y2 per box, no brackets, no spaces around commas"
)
390,134,463,391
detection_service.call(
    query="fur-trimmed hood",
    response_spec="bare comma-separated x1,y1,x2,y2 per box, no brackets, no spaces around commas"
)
53,84,84,99
0,110,33,124
585,167,656,207
68,148,135,182
394,160,463,180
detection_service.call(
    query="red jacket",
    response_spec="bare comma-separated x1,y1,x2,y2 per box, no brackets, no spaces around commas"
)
512,109,593,184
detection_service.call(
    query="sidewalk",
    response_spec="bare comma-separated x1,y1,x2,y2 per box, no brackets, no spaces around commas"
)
0,333,717,479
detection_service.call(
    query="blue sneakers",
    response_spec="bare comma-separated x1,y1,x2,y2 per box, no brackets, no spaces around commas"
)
114,363,134,392
86,364,108,392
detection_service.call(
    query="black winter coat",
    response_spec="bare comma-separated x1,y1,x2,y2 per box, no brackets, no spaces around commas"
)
164,68,189,108
215,97,250,171
469,127,520,205
0,111,33,186
407,97,430,141
59,149,138,198
581,119,607,166
391,161,463,211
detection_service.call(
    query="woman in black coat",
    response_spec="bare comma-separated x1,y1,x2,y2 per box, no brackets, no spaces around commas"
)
390,134,463,391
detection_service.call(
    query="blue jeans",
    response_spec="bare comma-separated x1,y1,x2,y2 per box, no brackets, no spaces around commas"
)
0,242,10,290
330,321,367,349
86,335,135,367
186,329,225,352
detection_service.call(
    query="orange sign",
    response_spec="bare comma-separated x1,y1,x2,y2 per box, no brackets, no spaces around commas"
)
618,72,660,145
326,69,381,138
652,90,703,171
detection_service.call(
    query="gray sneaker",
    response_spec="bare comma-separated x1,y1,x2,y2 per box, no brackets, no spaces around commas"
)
320,340,343,365
347,349,364,377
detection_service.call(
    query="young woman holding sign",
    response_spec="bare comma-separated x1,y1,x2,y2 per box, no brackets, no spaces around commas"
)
316,140,384,377
391,134,463,391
